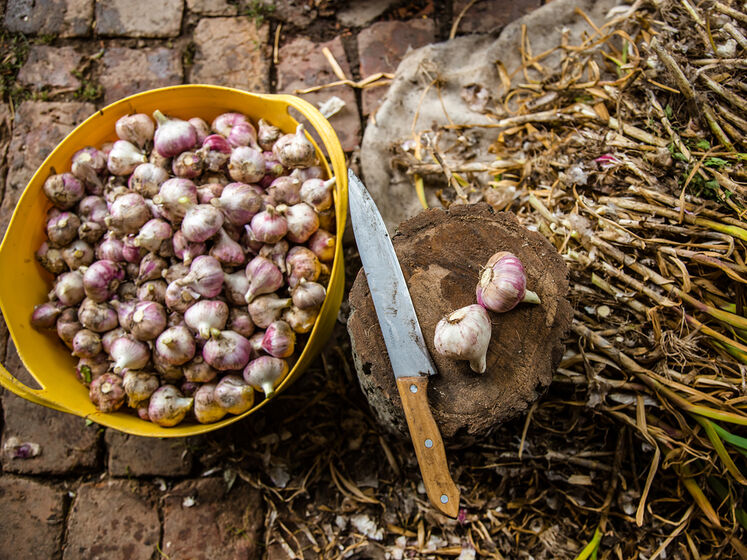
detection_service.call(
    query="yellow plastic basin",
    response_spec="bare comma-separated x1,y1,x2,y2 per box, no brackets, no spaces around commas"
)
0,85,348,437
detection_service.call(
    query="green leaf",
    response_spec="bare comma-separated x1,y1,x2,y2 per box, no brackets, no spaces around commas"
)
81,365,92,384
704,157,729,169
665,104,673,119
695,139,711,150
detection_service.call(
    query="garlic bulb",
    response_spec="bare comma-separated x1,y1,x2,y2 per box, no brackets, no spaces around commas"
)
89,373,126,412
243,356,289,396
214,375,255,415
476,251,541,313
148,385,193,427
433,304,492,374
193,383,227,424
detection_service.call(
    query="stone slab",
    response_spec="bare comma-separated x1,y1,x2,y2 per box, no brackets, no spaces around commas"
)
1,340,101,474
338,0,397,27
17,46,83,90
0,476,65,560
357,19,436,115
162,478,263,559
1,101,95,240
453,0,543,34
99,47,183,105
95,0,183,38
190,17,270,92
259,0,317,28
63,479,160,560
4,0,93,37
277,36,360,152
105,430,193,477
186,0,238,16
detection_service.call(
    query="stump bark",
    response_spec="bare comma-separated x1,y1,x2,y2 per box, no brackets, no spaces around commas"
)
347,203,572,446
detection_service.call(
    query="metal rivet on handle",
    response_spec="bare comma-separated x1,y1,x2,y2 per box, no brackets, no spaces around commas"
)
409,384,418,393
424,439,433,448
440,495,449,504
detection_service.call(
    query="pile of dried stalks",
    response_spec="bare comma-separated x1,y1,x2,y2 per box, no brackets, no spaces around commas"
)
385,0,746,557
195,2,746,558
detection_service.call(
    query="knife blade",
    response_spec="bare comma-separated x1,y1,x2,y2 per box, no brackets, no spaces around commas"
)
348,169,460,518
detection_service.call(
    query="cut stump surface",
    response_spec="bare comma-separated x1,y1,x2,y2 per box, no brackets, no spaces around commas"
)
347,203,572,445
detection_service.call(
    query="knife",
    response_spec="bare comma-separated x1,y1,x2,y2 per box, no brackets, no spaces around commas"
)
347,169,460,518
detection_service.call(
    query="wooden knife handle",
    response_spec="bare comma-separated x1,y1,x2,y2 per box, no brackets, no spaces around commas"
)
396,375,460,518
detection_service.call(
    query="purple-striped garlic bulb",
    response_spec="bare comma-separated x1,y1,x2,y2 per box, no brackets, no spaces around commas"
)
273,124,316,168
244,256,283,303
89,373,126,412
202,330,252,371
475,252,540,313
261,320,295,358
153,110,198,157
109,336,150,372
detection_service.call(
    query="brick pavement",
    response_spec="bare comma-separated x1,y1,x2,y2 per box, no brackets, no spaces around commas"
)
0,1,544,557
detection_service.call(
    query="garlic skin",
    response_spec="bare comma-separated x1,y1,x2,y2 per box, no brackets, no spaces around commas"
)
475,251,541,313
202,330,252,371
89,373,126,412
62,240,95,270
261,320,295,358
109,335,151,372
257,119,282,151
243,356,289,396
155,325,196,366
30,301,64,330
122,370,159,407
291,279,326,310
115,113,155,148
43,173,86,209
283,305,318,334
153,110,197,157
129,300,167,341
184,299,228,339
71,328,103,359
148,385,193,427
183,355,218,383
129,163,169,199
248,293,292,328
433,304,492,374
273,124,316,168
244,256,284,303
228,146,265,184
153,178,198,224
107,140,148,176
193,383,227,424
214,375,255,414
299,177,336,211
181,204,224,243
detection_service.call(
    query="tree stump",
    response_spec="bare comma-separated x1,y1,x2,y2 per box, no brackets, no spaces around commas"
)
347,203,572,446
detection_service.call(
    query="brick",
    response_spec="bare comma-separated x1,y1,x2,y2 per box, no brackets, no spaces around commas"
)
0,476,65,559
63,479,160,560
95,0,183,38
4,0,93,37
1,101,95,240
190,17,270,92
258,0,317,28
17,46,83,90
277,36,361,152
453,0,542,34
1,340,101,474
357,19,436,115
99,47,183,106
186,0,238,16
105,430,193,477
162,478,263,559
338,0,397,27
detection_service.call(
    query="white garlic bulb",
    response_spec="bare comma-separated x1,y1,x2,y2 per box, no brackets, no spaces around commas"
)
433,304,492,373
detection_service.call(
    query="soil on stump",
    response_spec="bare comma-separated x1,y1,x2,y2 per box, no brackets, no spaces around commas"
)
347,203,572,446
